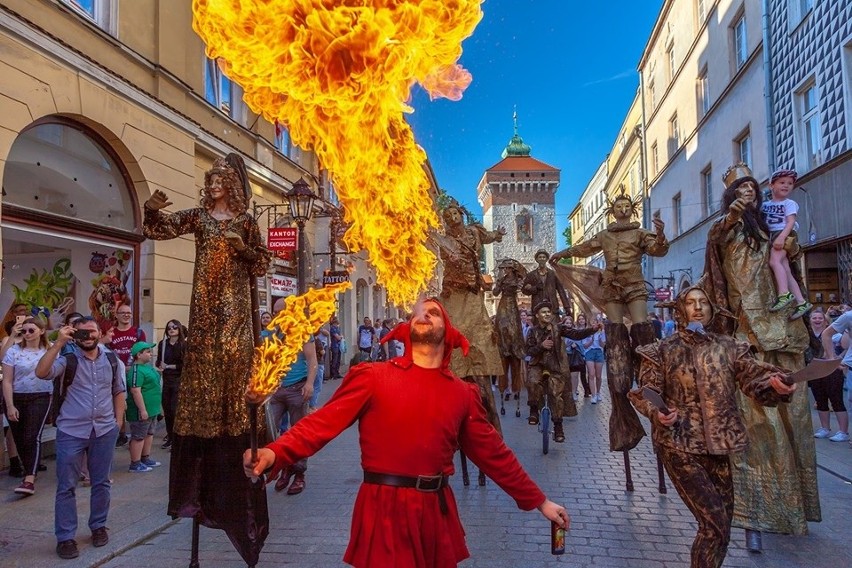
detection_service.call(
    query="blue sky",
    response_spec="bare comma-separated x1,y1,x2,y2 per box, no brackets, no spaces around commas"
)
407,0,663,244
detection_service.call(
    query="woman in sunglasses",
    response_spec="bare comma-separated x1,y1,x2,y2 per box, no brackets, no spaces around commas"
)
1,317,51,496
156,320,186,450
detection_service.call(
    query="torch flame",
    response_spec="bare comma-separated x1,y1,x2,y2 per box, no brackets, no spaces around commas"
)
192,0,483,308
247,282,351,402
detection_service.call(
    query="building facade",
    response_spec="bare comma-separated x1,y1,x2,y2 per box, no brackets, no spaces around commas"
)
478,121,560,275
768,0,852,307
571,160,608,270
639,0,769,294
0,0,391,347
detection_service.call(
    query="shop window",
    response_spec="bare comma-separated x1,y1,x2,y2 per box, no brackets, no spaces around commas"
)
3,121,135,231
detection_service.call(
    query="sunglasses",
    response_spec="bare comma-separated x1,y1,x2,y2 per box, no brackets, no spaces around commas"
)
167,325,179,330
22,328,40,335
117,312,132,316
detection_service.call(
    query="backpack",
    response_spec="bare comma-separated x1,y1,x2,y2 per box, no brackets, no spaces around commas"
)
49,351,120,424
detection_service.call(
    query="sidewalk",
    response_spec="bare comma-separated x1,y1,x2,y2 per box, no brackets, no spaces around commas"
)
1,384,850,567
0,421,176,568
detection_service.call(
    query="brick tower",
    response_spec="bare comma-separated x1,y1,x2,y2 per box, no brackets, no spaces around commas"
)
477,112,561,276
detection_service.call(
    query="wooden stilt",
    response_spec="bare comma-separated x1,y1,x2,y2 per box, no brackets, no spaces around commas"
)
459,451,470,486
189,517,201,568
657,453,667,494
623,450,634,492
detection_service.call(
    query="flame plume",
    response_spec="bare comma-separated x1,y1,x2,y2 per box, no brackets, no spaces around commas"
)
247,282,351,402
192,0,483,308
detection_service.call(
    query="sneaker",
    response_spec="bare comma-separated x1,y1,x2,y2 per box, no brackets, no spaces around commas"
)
591,394,598,404
161,439,172,450
814,427,832,438
56,539,79,559
128,462,153,473
115,434,129,448
141,457,162,468
14,481,35,495
769,292,794,312
789,302,813,321
91,526,109,547
572,392,579,402
828,431,850,442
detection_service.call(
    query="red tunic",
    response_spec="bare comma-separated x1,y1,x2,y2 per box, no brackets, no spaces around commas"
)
265,358,546,568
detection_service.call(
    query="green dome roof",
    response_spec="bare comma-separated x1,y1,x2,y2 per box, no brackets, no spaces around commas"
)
502,133,531,157
501,108,531,157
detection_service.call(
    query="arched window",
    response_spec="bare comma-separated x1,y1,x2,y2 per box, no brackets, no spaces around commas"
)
3,120,136,232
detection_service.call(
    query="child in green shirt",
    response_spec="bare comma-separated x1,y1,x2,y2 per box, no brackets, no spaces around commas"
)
126,341,163,472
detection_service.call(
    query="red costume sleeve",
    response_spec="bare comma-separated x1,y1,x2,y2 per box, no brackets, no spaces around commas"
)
458,383,546,510
265,364,373,468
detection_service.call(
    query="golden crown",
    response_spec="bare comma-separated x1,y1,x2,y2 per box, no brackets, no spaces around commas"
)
722,163,753,187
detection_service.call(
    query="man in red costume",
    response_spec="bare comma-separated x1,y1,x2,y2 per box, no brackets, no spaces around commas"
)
245,297,569,568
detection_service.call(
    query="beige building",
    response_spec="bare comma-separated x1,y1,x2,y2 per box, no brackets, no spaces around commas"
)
0,0,396,345
604,92,644,218
639,0,770,293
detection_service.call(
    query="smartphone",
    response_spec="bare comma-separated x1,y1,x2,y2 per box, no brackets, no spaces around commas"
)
15,315,26,325
551,521,565,555
73,329,91,341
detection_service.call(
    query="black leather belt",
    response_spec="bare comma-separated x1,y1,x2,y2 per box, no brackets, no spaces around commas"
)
363,471,450,514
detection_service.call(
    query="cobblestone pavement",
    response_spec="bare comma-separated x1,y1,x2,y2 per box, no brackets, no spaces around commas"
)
2,380,850,567
100,382,850,568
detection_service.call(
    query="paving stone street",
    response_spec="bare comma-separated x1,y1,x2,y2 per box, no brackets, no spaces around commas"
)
2,380,850,568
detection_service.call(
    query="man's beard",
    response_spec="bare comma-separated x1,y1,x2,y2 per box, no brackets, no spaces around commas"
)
410,326,444,346
78,340,99,353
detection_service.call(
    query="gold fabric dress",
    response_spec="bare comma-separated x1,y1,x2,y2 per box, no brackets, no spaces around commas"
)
703,217,820,534
143,207,271,437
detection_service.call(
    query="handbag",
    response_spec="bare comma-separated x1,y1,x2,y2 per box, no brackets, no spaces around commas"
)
568,346,585,371
340,338,348,354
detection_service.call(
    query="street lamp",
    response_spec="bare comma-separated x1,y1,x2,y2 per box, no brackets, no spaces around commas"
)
286,177,316,294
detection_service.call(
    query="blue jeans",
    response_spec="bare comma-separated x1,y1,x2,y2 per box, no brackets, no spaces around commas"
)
309,364,324,407
55,425,119,542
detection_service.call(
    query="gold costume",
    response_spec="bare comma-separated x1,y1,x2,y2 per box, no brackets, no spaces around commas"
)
703,217,820,534
438,222,504,379
143,207,271,437
563,221,669,306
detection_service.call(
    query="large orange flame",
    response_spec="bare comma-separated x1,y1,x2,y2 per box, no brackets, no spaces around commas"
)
247,282,351,402
192,0,483,308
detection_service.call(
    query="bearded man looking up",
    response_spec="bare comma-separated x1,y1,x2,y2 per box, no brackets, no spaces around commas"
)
245,298,569,568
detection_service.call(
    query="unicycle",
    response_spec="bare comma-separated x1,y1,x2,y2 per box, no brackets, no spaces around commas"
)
539,371,552,455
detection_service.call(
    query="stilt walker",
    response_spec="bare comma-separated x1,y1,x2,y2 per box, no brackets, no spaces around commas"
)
142,153,272,567
550,190,670,492
435,201,506,487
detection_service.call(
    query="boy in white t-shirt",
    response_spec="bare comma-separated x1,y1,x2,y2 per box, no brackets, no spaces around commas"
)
762,169,812,320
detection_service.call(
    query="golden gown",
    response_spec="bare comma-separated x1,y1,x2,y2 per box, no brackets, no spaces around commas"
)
703,217,820,534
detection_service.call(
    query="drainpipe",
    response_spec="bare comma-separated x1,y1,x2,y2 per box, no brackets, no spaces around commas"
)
762,0,776,173
638,74,654,282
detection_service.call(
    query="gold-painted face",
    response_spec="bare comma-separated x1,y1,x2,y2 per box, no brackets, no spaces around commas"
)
684,289,711,326
735,181,757,205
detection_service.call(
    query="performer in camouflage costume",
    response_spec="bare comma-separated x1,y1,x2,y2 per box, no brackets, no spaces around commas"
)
629,286,796,568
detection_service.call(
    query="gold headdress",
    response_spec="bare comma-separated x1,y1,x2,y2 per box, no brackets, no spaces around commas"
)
722,163,753,188
603,186,641,220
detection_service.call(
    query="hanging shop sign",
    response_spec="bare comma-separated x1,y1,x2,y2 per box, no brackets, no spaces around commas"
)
322,270,351,286
654,287,672,301
267,228,298,251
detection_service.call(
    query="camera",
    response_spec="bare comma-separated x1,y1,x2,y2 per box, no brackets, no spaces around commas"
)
73,329,92,341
